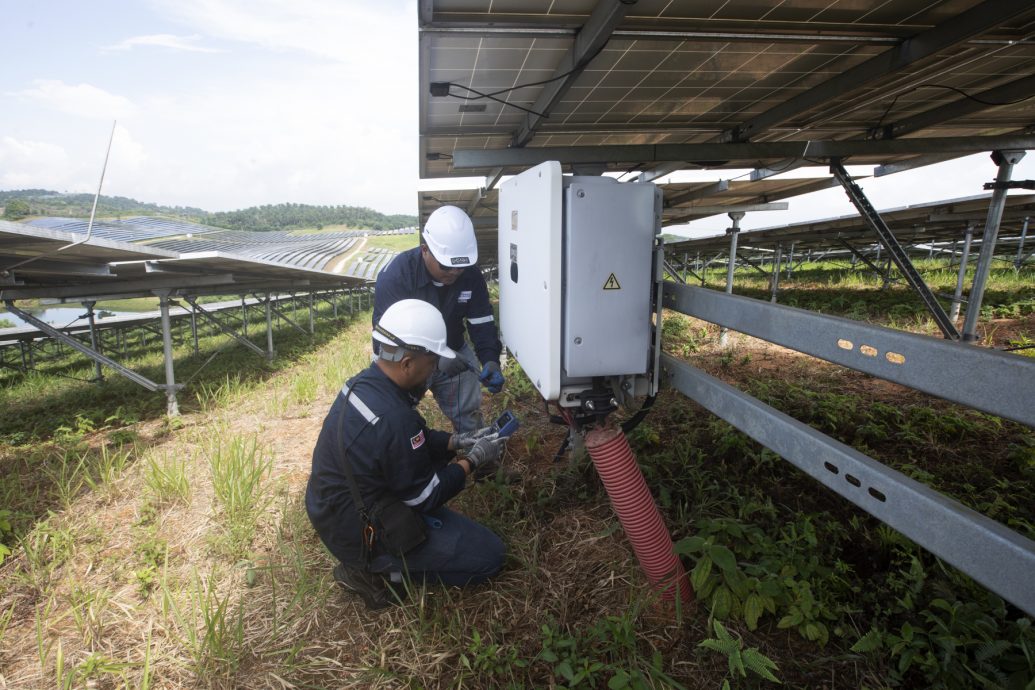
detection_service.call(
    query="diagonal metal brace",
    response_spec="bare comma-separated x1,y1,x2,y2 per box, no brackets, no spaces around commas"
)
735,252,771,278
663,259,686,284
4,300,169,392
266,299,311,337
831,161,960,339
184,297,266,358
837,239,892,283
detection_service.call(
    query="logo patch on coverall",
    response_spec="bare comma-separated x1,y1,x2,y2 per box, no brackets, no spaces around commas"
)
410,430,425,450
458,290,472,302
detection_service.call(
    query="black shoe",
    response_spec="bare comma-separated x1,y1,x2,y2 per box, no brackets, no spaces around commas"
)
333,563,392,610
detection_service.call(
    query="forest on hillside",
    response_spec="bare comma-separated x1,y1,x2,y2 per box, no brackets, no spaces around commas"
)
0,189,205,220
207,203,417,232
0,189,417,231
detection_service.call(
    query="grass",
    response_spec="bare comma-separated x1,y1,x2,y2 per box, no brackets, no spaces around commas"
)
364,232,420,253
0,260,1032,688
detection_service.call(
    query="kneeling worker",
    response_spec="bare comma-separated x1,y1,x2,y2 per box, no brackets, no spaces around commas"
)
306,299,506,609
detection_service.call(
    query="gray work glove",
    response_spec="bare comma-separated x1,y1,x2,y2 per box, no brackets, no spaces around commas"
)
451,426,498,451
463,435,506,470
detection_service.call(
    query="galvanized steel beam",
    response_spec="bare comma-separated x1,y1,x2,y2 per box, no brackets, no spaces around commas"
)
452,134,1035,169
661,353,1035,618
661,282,1035,428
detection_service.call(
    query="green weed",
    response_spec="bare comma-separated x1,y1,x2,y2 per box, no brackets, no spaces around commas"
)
143,452,191,506
698,620,780,687
205,432,273,552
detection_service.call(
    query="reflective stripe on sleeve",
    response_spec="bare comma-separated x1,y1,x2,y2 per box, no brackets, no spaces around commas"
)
402,474,440,507
340,384,379,425
468,314,495,325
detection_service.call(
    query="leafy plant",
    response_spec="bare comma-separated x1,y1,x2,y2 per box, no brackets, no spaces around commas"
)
698,620,780,686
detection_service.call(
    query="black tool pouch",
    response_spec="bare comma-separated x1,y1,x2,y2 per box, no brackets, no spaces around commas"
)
368,497,427,556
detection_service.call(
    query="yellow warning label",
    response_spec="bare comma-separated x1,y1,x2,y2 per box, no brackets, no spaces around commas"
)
603,273,621,290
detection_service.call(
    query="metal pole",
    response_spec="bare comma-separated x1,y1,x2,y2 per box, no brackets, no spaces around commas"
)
158,292,179,416
241,295,248,337
720,212,744,348
83,300,104,382
1016,216,1030,271
265,292,274,361
963,150,1025,342
786,242,795,278
950,224,974,324
770,243,783,303
190,301,199,355
308,291,315,334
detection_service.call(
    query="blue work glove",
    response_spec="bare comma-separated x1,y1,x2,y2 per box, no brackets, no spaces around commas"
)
479,361,505,393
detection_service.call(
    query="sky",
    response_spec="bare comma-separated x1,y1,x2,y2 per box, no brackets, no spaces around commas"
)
2,1,1033,230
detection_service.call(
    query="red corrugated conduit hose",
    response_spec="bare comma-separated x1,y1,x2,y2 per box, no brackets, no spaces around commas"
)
585,426,693,607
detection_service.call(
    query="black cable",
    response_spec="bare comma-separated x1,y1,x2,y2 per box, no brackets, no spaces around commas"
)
447,84,549,118
869,83,1035,136
920,83,1035,107
620,393,657,434
435,33,614,118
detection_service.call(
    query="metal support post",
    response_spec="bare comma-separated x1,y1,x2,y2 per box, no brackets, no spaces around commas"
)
720,212,744,348
157,292,180,416
265,292,275,361
770,244,783,303
786,242,795,278
1016,216,1030,271
831,161,959,339
83,300,104,382
241,296,248,337
308,291,315,334
950,224,975,323
963,150,1025,342
190,301,199,355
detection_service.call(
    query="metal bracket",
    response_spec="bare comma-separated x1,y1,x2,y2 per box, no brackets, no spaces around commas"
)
983,180,1035,191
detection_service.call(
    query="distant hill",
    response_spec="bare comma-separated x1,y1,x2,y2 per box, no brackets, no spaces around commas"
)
0,190,418,231
0,189,206,220
207,204,417,233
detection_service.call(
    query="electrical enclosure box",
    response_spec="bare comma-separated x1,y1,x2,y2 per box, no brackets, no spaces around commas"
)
498,161,662,406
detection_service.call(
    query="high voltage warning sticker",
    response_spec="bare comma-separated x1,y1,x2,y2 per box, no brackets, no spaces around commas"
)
603,273,622,290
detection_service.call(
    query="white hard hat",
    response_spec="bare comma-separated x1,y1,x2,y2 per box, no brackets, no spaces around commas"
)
423,205,478,267
373,299,456,359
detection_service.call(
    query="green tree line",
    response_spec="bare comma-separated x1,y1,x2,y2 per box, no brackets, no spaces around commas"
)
0,190,416,231
207,203,416,232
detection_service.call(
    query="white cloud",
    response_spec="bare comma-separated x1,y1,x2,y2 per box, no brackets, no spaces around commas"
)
15,80,137,120
153,0,415,65
101,33,223,53
0,137,80,190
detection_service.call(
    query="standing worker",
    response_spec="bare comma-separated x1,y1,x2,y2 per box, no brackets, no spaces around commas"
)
306,299,507,609
373,205,505,434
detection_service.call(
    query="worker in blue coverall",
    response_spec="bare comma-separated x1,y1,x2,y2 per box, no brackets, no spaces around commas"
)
372,205,505,435
306,299,507,609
